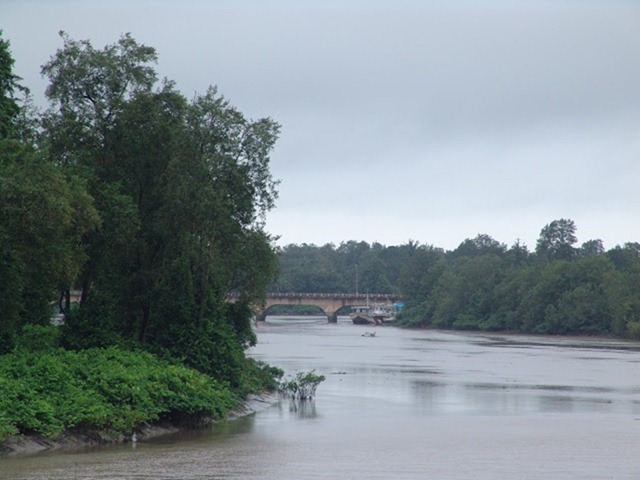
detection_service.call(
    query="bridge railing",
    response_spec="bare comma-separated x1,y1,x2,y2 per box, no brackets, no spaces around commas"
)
263,292,401,300
227,292,401,300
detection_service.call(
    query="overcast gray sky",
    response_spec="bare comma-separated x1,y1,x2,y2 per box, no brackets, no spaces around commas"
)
4,0,640,251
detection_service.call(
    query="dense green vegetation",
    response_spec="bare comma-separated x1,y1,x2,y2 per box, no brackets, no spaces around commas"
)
0,329,282,442
0,31,281,442
270,240,409,294
273,222,640,338
0,326,237,439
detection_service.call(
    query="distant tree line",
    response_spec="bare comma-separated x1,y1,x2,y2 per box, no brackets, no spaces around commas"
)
271,219,640,338
269,240,409,294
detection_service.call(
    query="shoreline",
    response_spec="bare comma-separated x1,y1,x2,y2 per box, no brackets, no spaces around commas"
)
1,392,279,457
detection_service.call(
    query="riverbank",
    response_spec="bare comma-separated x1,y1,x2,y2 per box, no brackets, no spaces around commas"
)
1,392,279,457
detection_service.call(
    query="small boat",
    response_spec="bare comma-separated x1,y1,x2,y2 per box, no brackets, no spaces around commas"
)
350,303,398,325
362,331,376,337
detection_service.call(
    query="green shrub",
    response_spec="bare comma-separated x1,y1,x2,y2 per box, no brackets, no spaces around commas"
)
15,324,60,352
626,321,640,339
239,359,284,396
0,411,18,438
0,347,237,441
279,370,325,400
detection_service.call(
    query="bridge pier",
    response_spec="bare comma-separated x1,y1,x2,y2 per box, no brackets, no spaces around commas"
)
327,312,338,323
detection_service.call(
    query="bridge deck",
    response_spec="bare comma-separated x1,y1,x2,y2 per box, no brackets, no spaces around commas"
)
241,292,403,323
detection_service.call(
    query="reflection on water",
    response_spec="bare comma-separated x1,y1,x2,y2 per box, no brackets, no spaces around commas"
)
286,399,319,419
3,316,640,479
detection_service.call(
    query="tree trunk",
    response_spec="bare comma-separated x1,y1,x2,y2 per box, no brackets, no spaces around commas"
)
139,302,150,344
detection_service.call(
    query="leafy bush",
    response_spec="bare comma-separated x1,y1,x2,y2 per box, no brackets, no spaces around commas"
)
0,347,237,441
59,307,130,351
239,359,284,396
279,370,325,400
15,324,60,352
626,321,640,339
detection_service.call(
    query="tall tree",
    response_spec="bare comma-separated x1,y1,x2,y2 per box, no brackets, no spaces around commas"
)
0,30,25,140
452,234,507,258
0,152,99,351
0,32,97,351
41,34,280,384
41,31,157,168
535,218,578,260
580,239,605,257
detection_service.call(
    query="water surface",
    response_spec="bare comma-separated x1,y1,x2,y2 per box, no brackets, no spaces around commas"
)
2,316,640,479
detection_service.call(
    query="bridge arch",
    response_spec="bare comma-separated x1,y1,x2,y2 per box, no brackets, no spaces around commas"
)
253,293,402,323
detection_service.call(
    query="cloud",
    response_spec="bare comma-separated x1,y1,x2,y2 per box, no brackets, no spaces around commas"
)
4,1,640,250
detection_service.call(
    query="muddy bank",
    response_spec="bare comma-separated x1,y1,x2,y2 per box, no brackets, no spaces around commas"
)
1,392,279,457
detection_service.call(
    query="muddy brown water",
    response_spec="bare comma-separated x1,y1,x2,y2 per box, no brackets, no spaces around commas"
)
2,316,640,479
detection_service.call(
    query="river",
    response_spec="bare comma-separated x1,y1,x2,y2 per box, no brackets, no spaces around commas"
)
2,316,640,479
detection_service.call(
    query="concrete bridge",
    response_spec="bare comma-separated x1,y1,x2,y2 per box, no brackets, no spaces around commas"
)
252,292,403,323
